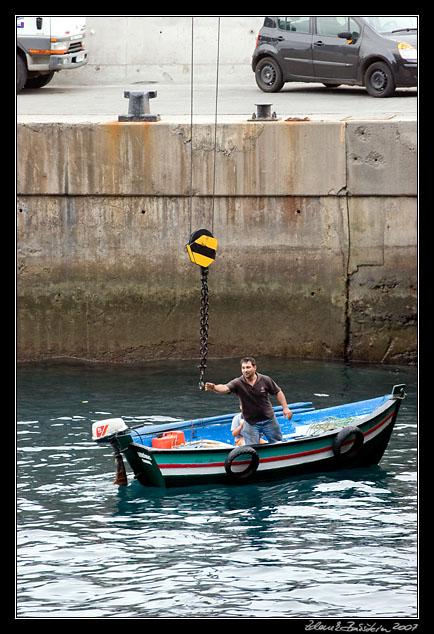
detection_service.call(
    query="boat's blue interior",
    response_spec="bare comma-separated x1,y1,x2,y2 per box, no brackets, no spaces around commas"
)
127,395,390,448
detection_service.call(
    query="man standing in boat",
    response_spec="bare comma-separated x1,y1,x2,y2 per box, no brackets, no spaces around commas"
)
205,357,293,445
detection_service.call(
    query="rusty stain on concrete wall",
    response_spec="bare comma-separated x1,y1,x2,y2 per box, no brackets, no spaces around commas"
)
17,120,417,364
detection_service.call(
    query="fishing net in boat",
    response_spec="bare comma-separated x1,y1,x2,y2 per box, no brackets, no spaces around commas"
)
305,416,359,436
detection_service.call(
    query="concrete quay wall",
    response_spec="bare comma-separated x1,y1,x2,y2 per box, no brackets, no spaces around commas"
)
17,119,417,364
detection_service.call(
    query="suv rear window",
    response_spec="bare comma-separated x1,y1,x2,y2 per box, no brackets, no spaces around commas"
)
277,17,311,33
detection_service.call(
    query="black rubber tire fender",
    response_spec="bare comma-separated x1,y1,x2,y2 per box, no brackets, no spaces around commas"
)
332,426,364,463
224,445,259,480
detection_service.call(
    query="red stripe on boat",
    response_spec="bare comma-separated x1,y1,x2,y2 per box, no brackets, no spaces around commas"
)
158,411,394,469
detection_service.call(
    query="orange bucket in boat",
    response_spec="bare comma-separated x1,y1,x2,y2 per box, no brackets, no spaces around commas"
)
152,431,185,448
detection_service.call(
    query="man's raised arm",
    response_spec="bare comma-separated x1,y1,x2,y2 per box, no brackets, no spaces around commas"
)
205,382,230,394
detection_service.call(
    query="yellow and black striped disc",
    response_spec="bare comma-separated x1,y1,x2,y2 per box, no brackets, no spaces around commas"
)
186,229,218,268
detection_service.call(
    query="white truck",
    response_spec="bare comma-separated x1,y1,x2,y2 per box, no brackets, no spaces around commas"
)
16,16,88,92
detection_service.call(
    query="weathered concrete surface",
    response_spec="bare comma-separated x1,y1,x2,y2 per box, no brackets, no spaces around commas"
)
17,119,417,364
346,196,417,364
346,121,417,195
17,121,348,196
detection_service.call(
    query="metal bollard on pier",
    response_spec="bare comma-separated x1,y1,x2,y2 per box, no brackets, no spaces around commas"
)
118,90,161,122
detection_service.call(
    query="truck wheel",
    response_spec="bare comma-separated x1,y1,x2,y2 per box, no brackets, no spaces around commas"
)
364,62,395,97
25,72,55,89
16,54,27,93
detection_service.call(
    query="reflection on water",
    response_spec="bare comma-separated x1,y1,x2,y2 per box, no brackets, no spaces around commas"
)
17,357,417,618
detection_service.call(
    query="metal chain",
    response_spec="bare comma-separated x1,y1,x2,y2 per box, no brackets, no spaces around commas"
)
189,17,219,390
198,266,210,390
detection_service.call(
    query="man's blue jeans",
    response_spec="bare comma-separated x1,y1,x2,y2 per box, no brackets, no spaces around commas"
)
242,415,283,445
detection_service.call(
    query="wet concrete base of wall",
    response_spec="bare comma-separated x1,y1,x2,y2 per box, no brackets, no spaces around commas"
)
17,194,417,365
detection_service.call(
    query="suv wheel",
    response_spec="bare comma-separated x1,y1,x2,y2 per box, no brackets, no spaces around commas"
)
364,61,396,97
255,57,284,92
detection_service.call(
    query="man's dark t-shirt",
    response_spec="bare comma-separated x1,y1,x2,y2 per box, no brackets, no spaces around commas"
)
226,373,281,424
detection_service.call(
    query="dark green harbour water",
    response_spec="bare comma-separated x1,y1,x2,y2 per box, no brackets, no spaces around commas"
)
16,357,417,619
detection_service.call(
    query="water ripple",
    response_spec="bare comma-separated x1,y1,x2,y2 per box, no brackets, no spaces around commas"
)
16,359,417,618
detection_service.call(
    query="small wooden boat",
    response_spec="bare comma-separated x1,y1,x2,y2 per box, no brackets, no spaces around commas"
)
92,384,406,488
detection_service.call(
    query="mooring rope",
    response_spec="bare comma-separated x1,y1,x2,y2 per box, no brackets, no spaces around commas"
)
211,16,221,234
189,16,194,237
189,16,220,235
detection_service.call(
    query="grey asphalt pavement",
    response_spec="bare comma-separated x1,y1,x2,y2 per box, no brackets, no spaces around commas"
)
17,80,417,123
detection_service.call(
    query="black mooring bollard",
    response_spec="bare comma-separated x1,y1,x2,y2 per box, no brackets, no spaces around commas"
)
249,103,280,121
118,90,161,122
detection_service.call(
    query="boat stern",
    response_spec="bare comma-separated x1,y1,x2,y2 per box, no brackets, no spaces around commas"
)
117,435,167,488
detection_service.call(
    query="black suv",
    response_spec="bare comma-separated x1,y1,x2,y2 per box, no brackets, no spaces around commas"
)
252,16,417,97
